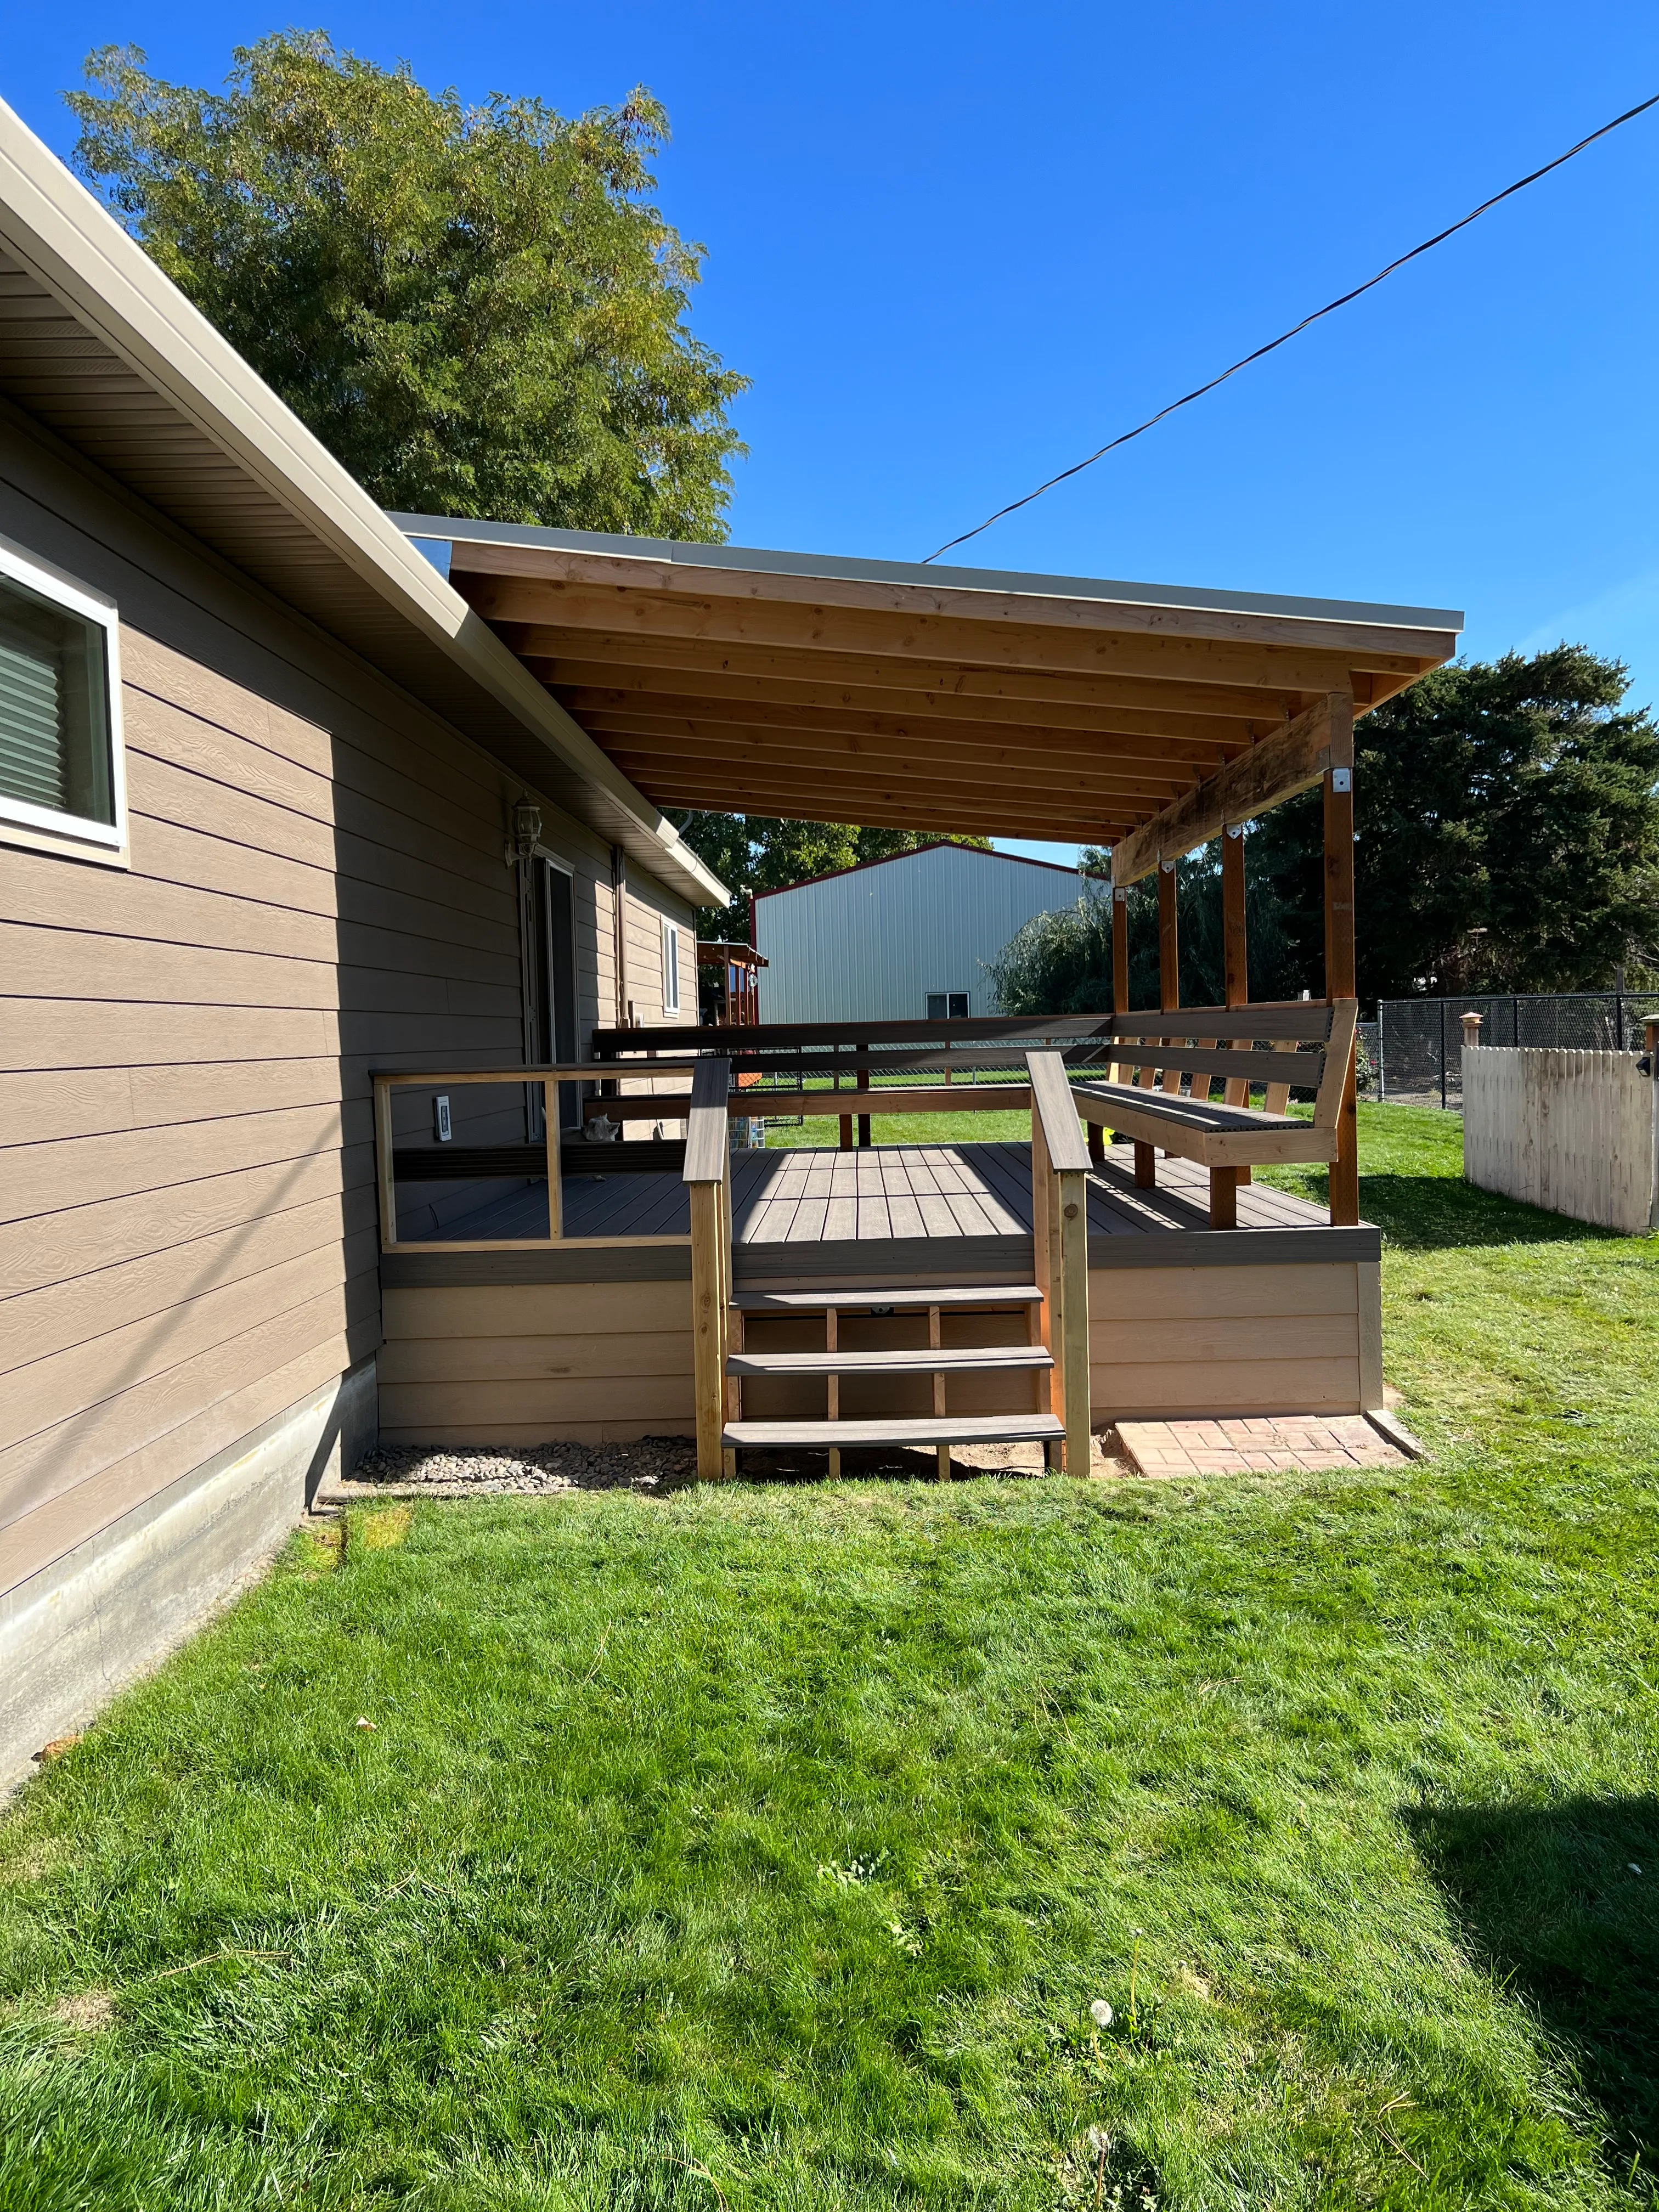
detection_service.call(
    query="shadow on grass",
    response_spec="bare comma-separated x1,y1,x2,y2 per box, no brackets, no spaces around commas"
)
1362,1177,1634,1252
1408,1797,1659,2169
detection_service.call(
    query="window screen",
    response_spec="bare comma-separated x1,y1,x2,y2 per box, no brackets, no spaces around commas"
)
0,571,114,825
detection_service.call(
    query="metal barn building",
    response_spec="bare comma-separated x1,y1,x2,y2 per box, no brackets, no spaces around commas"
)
752,841,1085,1023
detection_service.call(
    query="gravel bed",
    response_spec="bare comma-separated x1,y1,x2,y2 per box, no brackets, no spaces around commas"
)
348,1437,697,1495
343,1435,1125,1497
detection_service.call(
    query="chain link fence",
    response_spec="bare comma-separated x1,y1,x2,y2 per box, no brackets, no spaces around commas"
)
1376,991,1659,1107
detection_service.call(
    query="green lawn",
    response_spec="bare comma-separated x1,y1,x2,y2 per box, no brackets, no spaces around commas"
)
5,1106,1659,2210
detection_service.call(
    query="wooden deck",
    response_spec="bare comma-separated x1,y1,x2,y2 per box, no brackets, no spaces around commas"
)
399,1139,1366,1281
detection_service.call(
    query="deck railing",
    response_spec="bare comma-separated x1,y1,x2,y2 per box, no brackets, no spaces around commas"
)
1027,1052,1093,1475
370,1062,701,1254
684,1059,733,1480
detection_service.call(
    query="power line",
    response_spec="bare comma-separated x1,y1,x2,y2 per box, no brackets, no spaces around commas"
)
922,91,1659,566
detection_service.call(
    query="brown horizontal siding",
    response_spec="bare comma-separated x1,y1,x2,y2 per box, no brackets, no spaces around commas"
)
0,1182,376,1374
0,416,574,1591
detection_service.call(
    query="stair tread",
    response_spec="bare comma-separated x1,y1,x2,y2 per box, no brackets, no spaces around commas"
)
732,1284,1042,1313
729,1345,1051,1376
724,1413,1064,1448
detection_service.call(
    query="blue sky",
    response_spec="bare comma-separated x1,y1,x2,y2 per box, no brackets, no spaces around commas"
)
3,1,1656,864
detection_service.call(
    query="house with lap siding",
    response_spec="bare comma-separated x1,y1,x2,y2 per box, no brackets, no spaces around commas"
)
0,100,724,1788
0,94,1465,1788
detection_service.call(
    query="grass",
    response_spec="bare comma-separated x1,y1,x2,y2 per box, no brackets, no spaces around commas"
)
4,1107,1658,2209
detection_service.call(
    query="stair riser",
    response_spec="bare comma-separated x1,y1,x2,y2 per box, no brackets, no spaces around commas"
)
734,1308,1047,1425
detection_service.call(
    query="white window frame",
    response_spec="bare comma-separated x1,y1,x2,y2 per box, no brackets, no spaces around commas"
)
0,532,128,868
662,917,681,1015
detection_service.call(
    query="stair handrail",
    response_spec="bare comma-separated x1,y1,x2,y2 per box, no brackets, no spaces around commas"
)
683,1058,733,1480
1026,1051,1092,1475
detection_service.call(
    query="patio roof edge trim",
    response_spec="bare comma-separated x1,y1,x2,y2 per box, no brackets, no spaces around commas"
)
387,514,1464,637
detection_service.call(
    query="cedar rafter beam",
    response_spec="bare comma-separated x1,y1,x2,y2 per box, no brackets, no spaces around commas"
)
457,575,1424,691
505,631,1316,722
576,710,1235,775
449,542,1458,663
1110,692,1355,884
535,665,1280,743
551,687,1255,755
604,742,1192,809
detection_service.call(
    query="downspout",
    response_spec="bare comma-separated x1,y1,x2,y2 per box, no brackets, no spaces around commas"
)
611,844,631,1028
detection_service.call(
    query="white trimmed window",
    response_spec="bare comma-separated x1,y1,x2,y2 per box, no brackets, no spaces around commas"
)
0,536,126,865
661,918,681,1014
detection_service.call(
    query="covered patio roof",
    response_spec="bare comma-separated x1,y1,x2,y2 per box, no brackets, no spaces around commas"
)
391,516,1462,871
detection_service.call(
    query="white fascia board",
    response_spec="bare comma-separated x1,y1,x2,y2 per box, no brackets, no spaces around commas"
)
0,97,727,910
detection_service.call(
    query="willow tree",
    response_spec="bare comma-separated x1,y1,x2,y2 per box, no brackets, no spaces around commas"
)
69,35,747,535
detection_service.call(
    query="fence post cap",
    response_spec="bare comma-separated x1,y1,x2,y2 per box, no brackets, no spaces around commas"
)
1460,1012,1483,1041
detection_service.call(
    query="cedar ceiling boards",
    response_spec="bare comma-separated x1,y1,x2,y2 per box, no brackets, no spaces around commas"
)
429,526,1463,854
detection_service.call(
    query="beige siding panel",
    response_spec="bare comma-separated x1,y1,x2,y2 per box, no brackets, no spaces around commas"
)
0,1185,375,1373
1088,1261,1362,1417
0,1282,375,1534
121,628,330,774
2,1233,378,1454
4,1102,351,1223
0,1150,352,1301
3,1002,340,1073
123,685,336,825
382,1280,692,1339
0,1333,354,1595
126,750,338,870
1088,1262,1361,1321
0,1057,341,1148
1,857,339,962
1090,1358,1361,1416
377,1329,693,1386
377,1376,694,1431
1090,1312,1358,1365
4,922,339,1010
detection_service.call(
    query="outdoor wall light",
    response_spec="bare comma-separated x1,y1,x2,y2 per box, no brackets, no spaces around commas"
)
511,800,543,862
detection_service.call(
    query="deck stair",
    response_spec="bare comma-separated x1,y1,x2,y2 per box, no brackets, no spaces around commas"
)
721,1283,1060,1477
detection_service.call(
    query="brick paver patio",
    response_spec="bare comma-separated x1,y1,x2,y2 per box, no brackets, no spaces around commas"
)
1115,1413,1415,1478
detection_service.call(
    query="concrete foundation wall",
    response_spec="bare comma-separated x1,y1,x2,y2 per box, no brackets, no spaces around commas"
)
0,1357,375,1796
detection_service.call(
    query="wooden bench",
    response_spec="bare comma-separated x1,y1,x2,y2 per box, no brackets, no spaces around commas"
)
1070,998,1359,1227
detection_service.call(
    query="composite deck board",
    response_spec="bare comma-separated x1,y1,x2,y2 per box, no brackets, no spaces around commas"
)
425,1138,1335,1250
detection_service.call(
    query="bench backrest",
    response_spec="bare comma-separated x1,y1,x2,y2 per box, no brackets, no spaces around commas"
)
1102,999,1359,1126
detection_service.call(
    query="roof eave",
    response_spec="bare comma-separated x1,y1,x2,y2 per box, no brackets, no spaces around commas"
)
0,99,726,911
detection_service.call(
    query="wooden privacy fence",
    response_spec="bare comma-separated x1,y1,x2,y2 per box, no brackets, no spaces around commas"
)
1463,1038,1659,1233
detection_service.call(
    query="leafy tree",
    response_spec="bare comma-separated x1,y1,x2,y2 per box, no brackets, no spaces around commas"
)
68,35,747,535
673,815,990,941
1249,646,1659,1000
985,848,1289,1014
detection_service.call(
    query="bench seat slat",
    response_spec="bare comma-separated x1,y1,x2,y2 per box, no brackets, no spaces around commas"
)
1073,1084,1301,1135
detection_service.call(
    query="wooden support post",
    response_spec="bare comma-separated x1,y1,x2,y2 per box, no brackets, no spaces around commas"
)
1222,824,1250,1124
543,1079,563,1239
856,1053,871,1148
1111,884,1130,1012
374,1076,398,1250
1323,695,1359,1227
1460,1012,1483,1052
1087,1121,1106,1169
690,1182,725,1481
839,1113,854,1148
1132,1139,1155,1188
1110,882,1130,1085
1030,1103,1053,1468
1208,1164,1241,1229
929,1304,949,1481
826,1307,841,1479
1056,1167,1091,1475
1156,861,1180,1095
